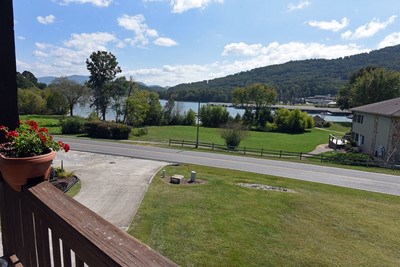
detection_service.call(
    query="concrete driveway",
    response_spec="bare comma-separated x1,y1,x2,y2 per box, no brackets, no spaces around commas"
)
54,151,167,230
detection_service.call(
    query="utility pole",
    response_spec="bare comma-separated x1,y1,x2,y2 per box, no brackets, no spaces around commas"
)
195,94,200,149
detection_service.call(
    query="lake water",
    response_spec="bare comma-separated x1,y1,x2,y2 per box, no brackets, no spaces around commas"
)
75,100,351,123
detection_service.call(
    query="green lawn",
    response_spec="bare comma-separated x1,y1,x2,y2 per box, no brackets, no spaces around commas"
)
129,164,400,266
325,121,351,134
130,125,337,152
19,114,63,134
16,115,345,153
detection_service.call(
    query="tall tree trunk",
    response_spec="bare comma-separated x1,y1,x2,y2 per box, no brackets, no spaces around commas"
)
70,104,74,116
0,0,19,142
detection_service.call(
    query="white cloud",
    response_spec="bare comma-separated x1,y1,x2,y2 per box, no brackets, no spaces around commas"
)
171,0,223,13
122,41,370,86
287,0,310,12
308,17,349,32
341,15,397,40
16,60,31,71
222,42,263,56
30,32,117,76
118,14,158,46
118,14,177,47
57,0,112,7
17,36,26,40
63,32,117,53
378,32,400,49
37,15,56,25
154,37,179,47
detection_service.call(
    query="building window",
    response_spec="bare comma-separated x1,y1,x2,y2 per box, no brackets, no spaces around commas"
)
361,134,364,145
355,114,364,124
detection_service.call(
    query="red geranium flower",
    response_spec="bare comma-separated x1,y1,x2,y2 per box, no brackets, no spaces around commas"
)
6,130,19,140
39,127,49,134
26,120,38,131
63,143,70,152
39,133,47,143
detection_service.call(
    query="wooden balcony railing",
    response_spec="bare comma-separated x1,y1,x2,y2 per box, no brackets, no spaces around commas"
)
0,176,177,267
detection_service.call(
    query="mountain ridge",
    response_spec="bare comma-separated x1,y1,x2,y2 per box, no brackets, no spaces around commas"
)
164,45,400,102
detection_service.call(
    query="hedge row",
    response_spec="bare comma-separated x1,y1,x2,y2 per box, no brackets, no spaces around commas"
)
323,152,373,165
83,121,132,139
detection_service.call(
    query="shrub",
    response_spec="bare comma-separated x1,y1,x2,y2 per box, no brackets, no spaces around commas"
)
265,122,277,132
87,112,101,121
60,116,85,134
83,121,131,139
324,152,372,165
323,121,332,128
95,123,113,138
133,127,149,137
110,123,132,139
219,122,248,149
83,121,102,137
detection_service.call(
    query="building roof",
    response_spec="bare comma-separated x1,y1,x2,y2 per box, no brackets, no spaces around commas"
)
350,97,400,117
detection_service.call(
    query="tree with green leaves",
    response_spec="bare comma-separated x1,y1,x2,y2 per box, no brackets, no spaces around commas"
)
125,90,150,127
337,67,400,109
86,51,121,120
183,109,196,126
46,90,69,115
232,83,276,127
199,105,229,128
143,91,162,126
49,77,90,116
162,97,175,125
107,76,131,122
18,89,46,115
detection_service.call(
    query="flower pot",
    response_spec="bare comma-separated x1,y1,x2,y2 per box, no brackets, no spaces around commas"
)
0,150,56,192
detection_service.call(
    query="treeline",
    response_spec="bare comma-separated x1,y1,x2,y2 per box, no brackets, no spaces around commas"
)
162,44,400,103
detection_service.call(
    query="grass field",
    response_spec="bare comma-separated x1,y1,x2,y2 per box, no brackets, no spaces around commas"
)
19,114,347,153
19,114,63,134
129,164,400,266
130,125,342,152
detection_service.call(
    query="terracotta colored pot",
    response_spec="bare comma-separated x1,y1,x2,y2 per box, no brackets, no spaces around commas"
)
0,150,56,192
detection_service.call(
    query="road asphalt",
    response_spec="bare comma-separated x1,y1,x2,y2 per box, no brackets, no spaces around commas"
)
59,137,400,196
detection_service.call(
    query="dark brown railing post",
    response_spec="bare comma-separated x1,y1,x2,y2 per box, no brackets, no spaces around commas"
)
0,175,13,257
0,0,19,134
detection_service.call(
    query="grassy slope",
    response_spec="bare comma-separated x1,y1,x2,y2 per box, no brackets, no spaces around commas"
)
130,125,339,153
129,164,400,266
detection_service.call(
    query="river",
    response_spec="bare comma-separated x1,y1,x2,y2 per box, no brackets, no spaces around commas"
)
74,100,351,122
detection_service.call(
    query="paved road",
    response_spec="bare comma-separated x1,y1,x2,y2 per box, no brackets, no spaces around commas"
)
59,137,400,196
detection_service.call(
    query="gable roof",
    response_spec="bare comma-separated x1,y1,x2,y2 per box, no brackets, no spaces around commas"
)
351,97,400,117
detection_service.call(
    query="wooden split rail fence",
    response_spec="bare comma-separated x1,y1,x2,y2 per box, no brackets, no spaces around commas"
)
169,139,324,161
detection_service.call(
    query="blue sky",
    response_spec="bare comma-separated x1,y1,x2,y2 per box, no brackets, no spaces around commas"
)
13,0,400,86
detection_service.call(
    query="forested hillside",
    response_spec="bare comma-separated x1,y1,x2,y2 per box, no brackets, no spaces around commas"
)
162,45,400,103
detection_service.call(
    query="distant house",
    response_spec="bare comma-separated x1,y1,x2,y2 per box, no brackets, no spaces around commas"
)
313,115,326,127
350,97,400,161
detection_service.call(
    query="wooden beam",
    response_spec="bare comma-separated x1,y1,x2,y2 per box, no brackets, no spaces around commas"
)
0,0,19,135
